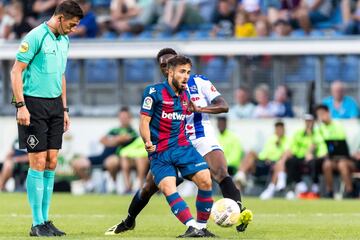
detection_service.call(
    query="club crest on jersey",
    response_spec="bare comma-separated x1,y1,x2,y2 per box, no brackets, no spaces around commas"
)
189,85,198,94
142,96,153,110
182,100,188,106
149,87,156,94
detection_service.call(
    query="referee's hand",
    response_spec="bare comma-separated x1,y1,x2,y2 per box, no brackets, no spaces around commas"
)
64,112,70,132
17,106,30,126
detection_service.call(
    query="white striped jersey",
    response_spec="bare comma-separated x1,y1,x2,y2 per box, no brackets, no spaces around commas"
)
186,74,221,140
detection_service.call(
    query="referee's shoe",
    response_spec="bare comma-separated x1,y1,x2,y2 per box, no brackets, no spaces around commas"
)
29,223,54,237
45,221,66,236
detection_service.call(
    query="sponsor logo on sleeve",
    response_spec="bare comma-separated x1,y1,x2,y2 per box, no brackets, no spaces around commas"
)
142,96,153,110
19,42,29,53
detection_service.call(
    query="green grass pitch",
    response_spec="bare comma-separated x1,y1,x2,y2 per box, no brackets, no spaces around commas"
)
0,193,359,239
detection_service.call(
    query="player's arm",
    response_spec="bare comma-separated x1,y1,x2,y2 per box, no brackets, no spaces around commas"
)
139,114,155,152
196,95,229,114
11,60,30,126
62,74,70,132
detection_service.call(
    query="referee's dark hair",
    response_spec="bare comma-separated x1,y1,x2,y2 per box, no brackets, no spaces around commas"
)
167,55,192,69
55,0,84,20
157,48,177,63
314,104,329,112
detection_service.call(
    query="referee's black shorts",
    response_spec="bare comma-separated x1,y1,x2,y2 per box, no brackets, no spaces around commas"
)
18,95,64,153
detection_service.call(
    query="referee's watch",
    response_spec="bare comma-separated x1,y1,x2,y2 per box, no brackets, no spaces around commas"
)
64,107,69,113
15,101,25,108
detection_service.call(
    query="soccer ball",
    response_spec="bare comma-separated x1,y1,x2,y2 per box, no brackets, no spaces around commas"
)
210,198,241,227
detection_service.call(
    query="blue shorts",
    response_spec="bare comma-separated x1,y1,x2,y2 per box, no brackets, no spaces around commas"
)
150,145,208,185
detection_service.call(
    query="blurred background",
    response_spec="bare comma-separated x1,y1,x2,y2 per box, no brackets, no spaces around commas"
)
0,0,360,199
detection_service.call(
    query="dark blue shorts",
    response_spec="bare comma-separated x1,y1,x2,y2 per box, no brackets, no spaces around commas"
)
150,145,208,185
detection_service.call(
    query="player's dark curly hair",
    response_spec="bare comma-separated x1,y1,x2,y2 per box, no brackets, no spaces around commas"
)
54,0,84,20
167,55,192,68
156,48,177,63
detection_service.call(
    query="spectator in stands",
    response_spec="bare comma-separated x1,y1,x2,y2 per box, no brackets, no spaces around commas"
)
271,85,294,117
211,0,236,37
0,2,14,39
322,80,359,119
110,0,141,34
0,138,28,191
188,0,217,22
272,19,292,37
119,137,148,193
71,107,138,193
229,87,255,118
315,104,356,198
281,114,327,199
7,0,32,39
234,121,288,196
293,0,333,33
217,116,244,176
160,0,204,33
342,0,360,35
32,0,58,23
234,9,257,38
266,0,302,24
252,84,277,118
254,17,270,37
237,0,261,22
69,0,97,38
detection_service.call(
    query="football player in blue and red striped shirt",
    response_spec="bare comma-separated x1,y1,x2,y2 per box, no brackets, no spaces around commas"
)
139,55,214,238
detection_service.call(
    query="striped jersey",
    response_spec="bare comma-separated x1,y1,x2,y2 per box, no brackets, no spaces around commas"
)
140,81,191,153
186,74,221,140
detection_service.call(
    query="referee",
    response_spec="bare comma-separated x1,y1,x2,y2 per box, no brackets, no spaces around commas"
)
10,1,83,237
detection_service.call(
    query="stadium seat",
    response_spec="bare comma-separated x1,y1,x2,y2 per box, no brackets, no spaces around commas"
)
124,59,156,82
341,56,358,82
91,0,111,7
84,59,118,83
324,56,341,82
65,60,80,84
202,57,235,82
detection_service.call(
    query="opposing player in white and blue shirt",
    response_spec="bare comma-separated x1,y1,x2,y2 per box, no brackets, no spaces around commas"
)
105,48,253,236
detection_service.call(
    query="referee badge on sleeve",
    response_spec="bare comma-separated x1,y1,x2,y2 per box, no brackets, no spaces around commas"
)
19,42,29,53
143,97,153,110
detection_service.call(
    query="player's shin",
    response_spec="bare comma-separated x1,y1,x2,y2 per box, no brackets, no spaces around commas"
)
42,170,55,221
196,189,213,229
166,192,196,228
126,190,151,225
219,176,242,209
26,168,45,226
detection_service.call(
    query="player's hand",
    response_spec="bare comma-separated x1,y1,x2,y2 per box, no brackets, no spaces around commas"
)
189,101,202,113
64,112,70,132
17,106,30,126
145,141,156,153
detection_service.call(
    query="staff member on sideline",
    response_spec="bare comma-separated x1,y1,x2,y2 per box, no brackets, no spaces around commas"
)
10,0,83,237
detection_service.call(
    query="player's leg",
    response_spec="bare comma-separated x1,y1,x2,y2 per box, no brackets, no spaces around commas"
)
42,103,66,236
322,158,335,198
120,156,132,193
105,171,159,235
337,158,355,198
0,154,15,190
205,150,242,205
134,157,149,190
234,151,258,187
204,149,253,232
27,151,54,237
